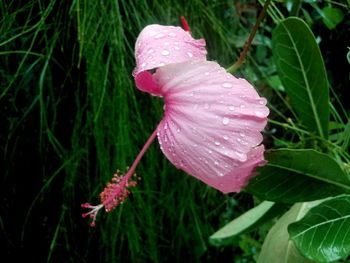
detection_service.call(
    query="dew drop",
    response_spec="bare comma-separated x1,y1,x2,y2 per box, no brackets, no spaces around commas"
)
228,106,235,111
141,62,146,68
223,135,229,140
174,41,179,45
239,132,245,137
168,32,176,37
176,128,181,133
147,49,154,54
155,33,165,39
164,42,170,46
259,99,265,105
240,104,246,109
222,82,232,88
187,52,193,58
255,111,265,117
161,50,170,56
158,62,165,66
218,172,224,177
222,117,230,125
215,141,221,146
236,152,247,162
149,31,156,36
174,46,180,50
204,72,209,76
208,150,213,154
214,160,219,165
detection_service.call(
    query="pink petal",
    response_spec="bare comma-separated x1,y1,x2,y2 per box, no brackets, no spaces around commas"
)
154,60,269,193
134,24,207,76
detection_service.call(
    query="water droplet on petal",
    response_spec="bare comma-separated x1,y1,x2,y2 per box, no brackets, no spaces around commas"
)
147,49,154,54
149,31,156,36
174,46,180,50
214,160,219,165
218,172,224,177
176,128,181,133
204,72,209,76
208,150,213,154
223,135,229,140
259,99,265,105
236,152,247,162
222,117,230,125
161,50,170,56
164,42,170,46
239,132,245,137
187,52,193,58
158,62,165,66
240,104,246,108
215,141,221,146
141,62,146,68
255,111,265,117
155,33,165,39
222,82,232,88
228,106,235,111
168,32,176,37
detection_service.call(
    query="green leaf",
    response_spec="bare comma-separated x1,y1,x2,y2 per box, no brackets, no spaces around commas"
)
321,7,345,30
272,17,330,138
246,149,349,203
289,195,350,262
209,201,285,246
258,202,320,263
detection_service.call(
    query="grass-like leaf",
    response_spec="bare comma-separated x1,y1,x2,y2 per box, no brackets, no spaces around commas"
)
288,195,350,262
209,201,285,246
272,17,330,138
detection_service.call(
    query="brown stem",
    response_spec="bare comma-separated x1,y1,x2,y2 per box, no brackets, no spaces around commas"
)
227,0,272,73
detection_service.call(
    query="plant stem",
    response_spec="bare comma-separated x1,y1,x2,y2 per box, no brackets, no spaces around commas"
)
227,0,272,73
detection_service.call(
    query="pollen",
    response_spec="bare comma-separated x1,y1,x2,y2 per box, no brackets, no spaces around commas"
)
99,169,139,212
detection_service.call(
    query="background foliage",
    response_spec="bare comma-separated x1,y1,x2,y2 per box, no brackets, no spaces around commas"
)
1,0,349,262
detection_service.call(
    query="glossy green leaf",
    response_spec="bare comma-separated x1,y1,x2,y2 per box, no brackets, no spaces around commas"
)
322,6,345,29
272,17,329,138
209,201,285,246
289,195,350,262
246,149,349,203
258,202,320,263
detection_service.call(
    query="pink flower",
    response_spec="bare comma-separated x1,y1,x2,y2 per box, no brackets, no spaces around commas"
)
82,22,268,226
134,24,269,193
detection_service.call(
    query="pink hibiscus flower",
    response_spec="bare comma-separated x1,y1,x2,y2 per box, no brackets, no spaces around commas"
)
82,23,269,226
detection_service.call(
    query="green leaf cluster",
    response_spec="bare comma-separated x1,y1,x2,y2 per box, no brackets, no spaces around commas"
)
211,13,350,263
